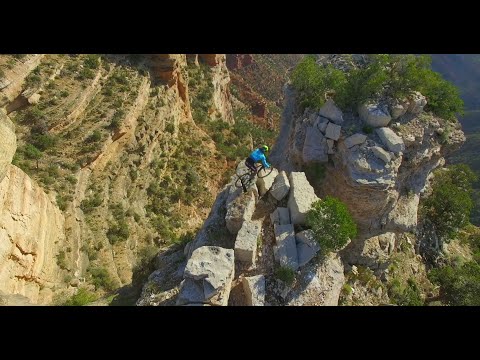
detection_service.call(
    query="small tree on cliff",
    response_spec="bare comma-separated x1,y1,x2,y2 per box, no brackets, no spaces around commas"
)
306,196,357,254
421,164,477,243
24,143,42,169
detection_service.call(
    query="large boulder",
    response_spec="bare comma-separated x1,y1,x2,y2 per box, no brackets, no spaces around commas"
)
371,146,392,163
302,125,328,163
270,171,290,201
390,99,409,119
318,99,344,125
177,246,234,306
235,219,262,265
225,191,256,234
287,172,319,225
296,229,321,267
273,224,299,270
242,275,265,306
256,167,279,195
407,91,427,114
344,133,367,149
0,110,16,182
325,122,341,141
270,207,291,225
287,253,344,306
358,103,392,128
376,127,405,154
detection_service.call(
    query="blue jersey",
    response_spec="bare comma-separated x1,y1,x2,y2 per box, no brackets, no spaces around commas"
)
249,148,270,168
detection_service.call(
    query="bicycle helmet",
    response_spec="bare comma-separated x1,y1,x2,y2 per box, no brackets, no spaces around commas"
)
261,145,269,152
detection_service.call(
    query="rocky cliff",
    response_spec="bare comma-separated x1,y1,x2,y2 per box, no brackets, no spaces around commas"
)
0,53,247,304
1,97,65,304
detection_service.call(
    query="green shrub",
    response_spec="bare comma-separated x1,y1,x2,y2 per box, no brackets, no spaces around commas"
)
306,196,357,253
275,266,295,286
388,278,424,306
88,267,115,291
428,261,480,305
107,220,130,244
56,250,68,270
108,109,125,130
23,144,42,168
84,54,100,69
291,54,464,120
362,125,373,134
63,288,97,306
56,194,68,211
32,134,58,151
80,194,103,213
85,130,102,143
165,123,175,134
422,164,477,241
66,175,77,184
24,73,42,88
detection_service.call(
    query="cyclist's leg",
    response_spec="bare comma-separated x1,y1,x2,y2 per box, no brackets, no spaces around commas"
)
245,157,256,173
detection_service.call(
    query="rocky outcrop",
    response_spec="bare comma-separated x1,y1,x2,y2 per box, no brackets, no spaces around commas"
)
302,123,328,163
270,207,291,226
148,54,191,117
270,171,290,201
407,91,427,114
287,253,344,306
376,127,405,154
0,165,65,304
199,54,234,124
371,146,392,163
226,54,254,70
343,232,396,271
296,230,321,267
256,167,279,195
277,81,465,236
358,103,391,128
325,122,342,141
225,190,256,235
0,110,16,182
287,172,319,225
273,224,298,270
242,275,265,306
319,99,344,125
235,219,262,265
344,133,367,149
0,54,45,108
177,246,234,306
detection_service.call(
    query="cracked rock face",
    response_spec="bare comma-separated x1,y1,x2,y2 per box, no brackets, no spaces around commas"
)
177,246,234,306
0,165,65,304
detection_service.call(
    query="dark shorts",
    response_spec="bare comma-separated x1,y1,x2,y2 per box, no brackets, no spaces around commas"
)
245,157,256,172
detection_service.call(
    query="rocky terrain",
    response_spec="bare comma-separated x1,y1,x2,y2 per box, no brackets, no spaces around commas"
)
138,55,472,307
1,53,475,306
0,53,300,305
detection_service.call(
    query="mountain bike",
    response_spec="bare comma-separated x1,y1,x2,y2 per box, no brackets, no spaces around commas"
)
235,162,274,191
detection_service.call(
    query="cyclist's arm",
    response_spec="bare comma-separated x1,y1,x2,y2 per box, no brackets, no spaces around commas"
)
261,155,270,168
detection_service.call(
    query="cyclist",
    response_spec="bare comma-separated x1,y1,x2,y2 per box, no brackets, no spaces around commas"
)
245,145,271,174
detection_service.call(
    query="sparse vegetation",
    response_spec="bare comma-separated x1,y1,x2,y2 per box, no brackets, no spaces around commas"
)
388,278,424,306
80,193,103,213
107,220,130,244
63,288,97,306
421,164,477,242
88,267,115,292
275,266,295,286
306,196,357,253
291,54,464,120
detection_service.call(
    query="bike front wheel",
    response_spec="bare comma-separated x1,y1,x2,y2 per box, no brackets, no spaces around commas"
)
257,165,274,178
